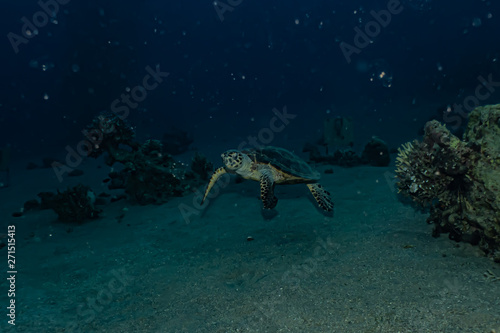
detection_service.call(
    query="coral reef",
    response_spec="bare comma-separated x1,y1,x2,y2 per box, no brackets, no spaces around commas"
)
396,104,500,261
109,139,188,205
37,184,101,223
304,137,390,167
85,113,205,205
84,112,137,165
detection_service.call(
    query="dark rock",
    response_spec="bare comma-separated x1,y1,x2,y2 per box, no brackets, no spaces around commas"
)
37,184,101,223
361,137,390,166
305,143,362,167
333,149,363,167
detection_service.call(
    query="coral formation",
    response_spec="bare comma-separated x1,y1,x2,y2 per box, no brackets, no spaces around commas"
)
85,113,205,205
37,184,101,223
110,139,188,205
396,104,500,261
304,137,390,167
84,112,137,165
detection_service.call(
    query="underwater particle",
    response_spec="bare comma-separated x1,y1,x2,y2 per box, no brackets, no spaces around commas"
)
43,93,49,100
472,17,482,27
369,59,393,88
247,236,254,241
71,64,80,72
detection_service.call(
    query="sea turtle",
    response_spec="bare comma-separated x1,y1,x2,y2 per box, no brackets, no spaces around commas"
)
201,146,333,212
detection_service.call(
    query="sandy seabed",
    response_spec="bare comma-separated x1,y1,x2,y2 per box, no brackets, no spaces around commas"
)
0,154,499,333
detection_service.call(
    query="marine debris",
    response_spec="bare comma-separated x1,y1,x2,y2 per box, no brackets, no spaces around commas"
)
396,104,500,262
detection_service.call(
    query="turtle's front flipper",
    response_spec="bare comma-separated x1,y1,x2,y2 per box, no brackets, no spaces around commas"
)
260,171,277,209
307,183,334,212
201,167,227,204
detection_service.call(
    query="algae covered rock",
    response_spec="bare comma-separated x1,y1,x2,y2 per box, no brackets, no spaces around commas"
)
396,104,500,261
84,113,208,205
38,184,101,223
361,136,390,166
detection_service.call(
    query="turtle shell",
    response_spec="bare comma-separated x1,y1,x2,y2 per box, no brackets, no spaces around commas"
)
244,146,320,180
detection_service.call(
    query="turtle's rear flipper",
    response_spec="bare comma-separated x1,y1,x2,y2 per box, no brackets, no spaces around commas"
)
260,173,277,209
307,183,334,212
201,167,227,204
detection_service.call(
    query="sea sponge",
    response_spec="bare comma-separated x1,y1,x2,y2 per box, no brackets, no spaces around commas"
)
396,104,500,261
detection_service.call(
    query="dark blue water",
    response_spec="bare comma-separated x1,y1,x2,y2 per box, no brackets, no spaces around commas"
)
1,0,499,154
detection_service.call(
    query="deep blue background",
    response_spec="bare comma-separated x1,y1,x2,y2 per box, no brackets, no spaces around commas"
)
1,0,499,157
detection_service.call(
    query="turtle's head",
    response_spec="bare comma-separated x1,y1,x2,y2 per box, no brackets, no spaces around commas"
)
221,149,246,171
